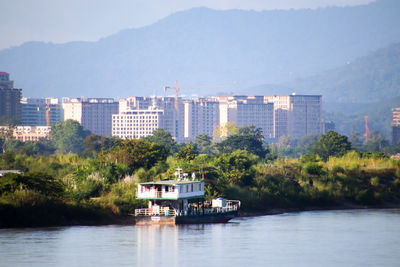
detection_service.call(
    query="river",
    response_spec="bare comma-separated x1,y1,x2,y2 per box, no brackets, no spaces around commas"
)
1,209,400,267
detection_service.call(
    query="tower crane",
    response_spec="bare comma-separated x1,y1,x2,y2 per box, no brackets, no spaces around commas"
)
364,116,370,143
163,81,229,111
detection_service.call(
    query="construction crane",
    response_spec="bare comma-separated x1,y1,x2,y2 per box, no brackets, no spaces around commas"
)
163,81,229,111
163,81,180,111
37,103,63,126
364,116,370,143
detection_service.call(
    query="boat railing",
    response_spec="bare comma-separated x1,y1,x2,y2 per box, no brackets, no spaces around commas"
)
135,208,176,217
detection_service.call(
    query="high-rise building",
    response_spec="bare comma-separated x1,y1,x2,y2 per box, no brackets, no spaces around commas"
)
0,72,21,124
21,98,64,126
264,94,322,139
63,98,118,136
112,106,164,139
392,107,400,145
213,95,274,139
117,96,184,141
183,98,219,141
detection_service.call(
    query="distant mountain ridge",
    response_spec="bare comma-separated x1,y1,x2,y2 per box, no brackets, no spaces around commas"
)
0,0,400,98
250,42,400,103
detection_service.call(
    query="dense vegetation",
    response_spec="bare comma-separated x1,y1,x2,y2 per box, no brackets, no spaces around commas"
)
1,120,400,227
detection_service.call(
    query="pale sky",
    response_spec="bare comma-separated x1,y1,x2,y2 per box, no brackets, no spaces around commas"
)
0,0,375,50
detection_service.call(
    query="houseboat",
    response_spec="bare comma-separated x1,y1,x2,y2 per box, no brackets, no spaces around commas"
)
134,168,240,225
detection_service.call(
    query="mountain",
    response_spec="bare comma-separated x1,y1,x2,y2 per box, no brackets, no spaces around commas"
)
0,0,400,98
288,42,400,103
250,42,400,103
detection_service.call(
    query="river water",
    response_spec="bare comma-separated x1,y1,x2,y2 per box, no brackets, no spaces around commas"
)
1,209,400,267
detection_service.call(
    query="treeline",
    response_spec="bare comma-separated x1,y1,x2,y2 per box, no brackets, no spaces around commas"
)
1,120,400,227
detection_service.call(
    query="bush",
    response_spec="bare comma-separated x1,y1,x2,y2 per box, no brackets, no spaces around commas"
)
302,162,323,176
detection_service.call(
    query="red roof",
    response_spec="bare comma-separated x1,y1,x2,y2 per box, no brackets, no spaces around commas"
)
0,72,9,74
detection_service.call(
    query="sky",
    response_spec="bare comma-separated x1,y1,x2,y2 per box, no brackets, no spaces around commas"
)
0,0,375,50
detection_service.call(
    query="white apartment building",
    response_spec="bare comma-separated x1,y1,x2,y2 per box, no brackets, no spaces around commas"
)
63,98,118,136
117,96,184,141
264,94,322,139
112,107,164,139
214,95,274,139
183,98,219,141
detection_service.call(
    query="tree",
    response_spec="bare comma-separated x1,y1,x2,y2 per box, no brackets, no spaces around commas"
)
176,143,199,161
103,139,167,173
215,125,268,158
50,120,90,153
194,134,213,154
82,134,115,157
213,122,239,140
212,150,258,186
349,130,363,151
145,129,177,155
309,131,351,161
363,130,390,153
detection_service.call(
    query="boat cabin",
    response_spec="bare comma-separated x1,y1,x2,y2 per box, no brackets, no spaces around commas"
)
136,169,205,217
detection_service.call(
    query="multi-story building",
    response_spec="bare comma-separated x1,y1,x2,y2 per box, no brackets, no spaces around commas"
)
117,96,184,141
63,98,118,136
21,98,64,126
0,125,51,142
213,95,274,139
264,94,322,140
0,72,21,123
392,107,400,145
13,126,51,142
112,106,164,139
183,98,219,141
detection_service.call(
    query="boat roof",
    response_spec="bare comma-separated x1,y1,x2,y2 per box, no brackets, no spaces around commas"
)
139,179,203,186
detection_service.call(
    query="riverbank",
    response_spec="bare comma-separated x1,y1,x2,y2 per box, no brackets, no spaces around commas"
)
2,202,400,229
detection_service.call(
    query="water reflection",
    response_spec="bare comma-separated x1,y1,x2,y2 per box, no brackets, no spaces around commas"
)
1,209,400,267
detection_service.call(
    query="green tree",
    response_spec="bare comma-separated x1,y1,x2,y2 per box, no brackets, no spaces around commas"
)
176,143,199,161
103,139,167,173
194,134,213,154
363,130,390,152
213,122,239,140
213,150,258,186
309,131,351,161
145,129,177,155
215,125,268,158
50,120,90,153
82,134,115,157
349,130,364,151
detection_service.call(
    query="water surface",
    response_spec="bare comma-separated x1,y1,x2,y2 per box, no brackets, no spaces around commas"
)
1,209,399,267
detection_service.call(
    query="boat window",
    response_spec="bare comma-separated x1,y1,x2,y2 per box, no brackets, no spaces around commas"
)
168,186,174,192
190,184,193,192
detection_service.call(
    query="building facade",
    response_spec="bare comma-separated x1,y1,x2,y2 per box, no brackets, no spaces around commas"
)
392,107,400,145
63,98,118,136
21,98,64,126
264,94,322,140
183,98,219,141
117,96,184,141
213,95,274,139
0,125,51,142
112,107,164,139
0,72,21,123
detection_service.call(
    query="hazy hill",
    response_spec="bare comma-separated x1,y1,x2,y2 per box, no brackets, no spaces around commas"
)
0,0,400,98
250,42,400,103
